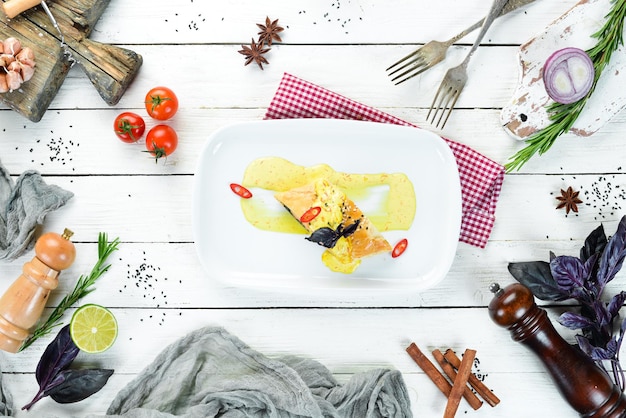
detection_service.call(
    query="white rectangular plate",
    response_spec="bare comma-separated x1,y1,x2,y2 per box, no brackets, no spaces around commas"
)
192,119,461,292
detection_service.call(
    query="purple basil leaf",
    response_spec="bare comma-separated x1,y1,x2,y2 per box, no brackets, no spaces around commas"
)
576,335,594,356
507,261,570,301
590,346,614,361
583,253,600,292
558,312,595,330
35,325,79,387
588,338,618,361
23,327,79,412
580,224,607,262
608,291,626,318
48,369,114,404
593,300,612,328
606,338,619,356
551,255,587,290
571,287,589,301
597,216,626,287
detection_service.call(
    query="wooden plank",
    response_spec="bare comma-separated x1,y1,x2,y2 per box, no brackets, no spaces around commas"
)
0,0,141,121
21,172,626,243
0,239,610,309
1,106,625,177
93,0,579,45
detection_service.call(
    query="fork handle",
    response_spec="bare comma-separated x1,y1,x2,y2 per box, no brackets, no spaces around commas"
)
462,0,509,64
450,0,535,44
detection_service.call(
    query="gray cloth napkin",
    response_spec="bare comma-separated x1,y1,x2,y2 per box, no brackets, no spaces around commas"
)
100,326,412,418
0,367,12,416
0,160,73,260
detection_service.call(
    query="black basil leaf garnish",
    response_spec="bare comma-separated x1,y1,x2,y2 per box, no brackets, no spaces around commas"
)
48,369,114,404
340,220,361,238
507,261,570,301
306,227,340,248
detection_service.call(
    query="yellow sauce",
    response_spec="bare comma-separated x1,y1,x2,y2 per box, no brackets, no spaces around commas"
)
239,157,416,235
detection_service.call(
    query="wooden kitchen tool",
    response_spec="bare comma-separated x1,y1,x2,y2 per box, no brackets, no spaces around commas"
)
1,0,41,19
0,228,75,353
0,0,142,122
489,282,626,417
501,0,626,140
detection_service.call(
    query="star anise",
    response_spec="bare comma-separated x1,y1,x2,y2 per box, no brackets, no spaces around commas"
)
238,38,270,70
257,16,284,45
556,186,583,214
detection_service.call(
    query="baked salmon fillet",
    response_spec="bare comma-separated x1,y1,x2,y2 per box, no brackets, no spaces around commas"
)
274,178,392,266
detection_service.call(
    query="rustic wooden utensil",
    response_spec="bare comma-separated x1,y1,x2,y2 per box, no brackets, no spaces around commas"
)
0,0,142,121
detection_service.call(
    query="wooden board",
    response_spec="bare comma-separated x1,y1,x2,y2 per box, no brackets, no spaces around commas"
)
0,0,142,122
500,0,626,140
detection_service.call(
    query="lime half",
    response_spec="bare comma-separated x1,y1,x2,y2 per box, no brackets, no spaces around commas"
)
69,304,118,353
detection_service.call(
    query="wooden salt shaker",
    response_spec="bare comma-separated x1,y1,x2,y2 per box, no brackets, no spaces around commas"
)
489,282,626,417
0,228,75,352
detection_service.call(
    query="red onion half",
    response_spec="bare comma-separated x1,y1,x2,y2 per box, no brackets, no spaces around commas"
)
543,47,594,104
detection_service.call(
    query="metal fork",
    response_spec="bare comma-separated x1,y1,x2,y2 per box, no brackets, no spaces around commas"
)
426,0,509,129
386,0,535,85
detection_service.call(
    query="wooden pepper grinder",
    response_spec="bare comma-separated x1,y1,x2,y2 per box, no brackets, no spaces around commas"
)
489,282,626,417
0,228,75,352
1,0,44,19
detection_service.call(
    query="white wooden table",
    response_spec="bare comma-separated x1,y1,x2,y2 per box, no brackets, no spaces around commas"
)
1,0,624,416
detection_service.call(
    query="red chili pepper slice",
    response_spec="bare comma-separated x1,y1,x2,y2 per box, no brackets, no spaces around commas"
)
300,206,321,223
392,238,408,258
230,183,252,199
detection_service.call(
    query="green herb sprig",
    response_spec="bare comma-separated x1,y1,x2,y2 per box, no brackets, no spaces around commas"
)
505,0,626,172
19,233,120,351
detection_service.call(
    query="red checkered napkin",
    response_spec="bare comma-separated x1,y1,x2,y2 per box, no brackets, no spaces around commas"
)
264,73,504,248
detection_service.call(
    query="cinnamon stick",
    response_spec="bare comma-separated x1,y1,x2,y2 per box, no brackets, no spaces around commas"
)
444,348,476,418
444,349,501,407
406,343,452,397
432,349,482,410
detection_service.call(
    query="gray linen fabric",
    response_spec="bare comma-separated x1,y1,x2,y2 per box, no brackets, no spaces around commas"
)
0,160,73,260
0,366,12,416
100,326,412,418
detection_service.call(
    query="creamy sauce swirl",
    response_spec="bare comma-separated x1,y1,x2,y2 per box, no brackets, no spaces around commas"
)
239,157,416,234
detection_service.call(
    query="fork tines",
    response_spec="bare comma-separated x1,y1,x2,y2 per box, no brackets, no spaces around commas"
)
386,51,428,85
426,84,461,130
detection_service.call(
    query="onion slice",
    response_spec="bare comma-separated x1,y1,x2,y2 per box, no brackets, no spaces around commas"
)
543,47,594,104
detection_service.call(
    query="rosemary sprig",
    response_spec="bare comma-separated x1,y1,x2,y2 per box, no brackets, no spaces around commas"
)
19,233,120,351
505,0,626,172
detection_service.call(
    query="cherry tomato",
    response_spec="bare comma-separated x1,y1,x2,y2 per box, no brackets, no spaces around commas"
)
145,125,178,162
145,86,178,120
113,112,145,143
300,206,321,223
392,238,408,258
230,183,252,199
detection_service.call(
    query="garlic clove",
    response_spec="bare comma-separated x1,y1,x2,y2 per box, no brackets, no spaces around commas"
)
3,38,21,56
16,47,34,62
6,70,22,91
0,54,14,66
20,63,34,82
